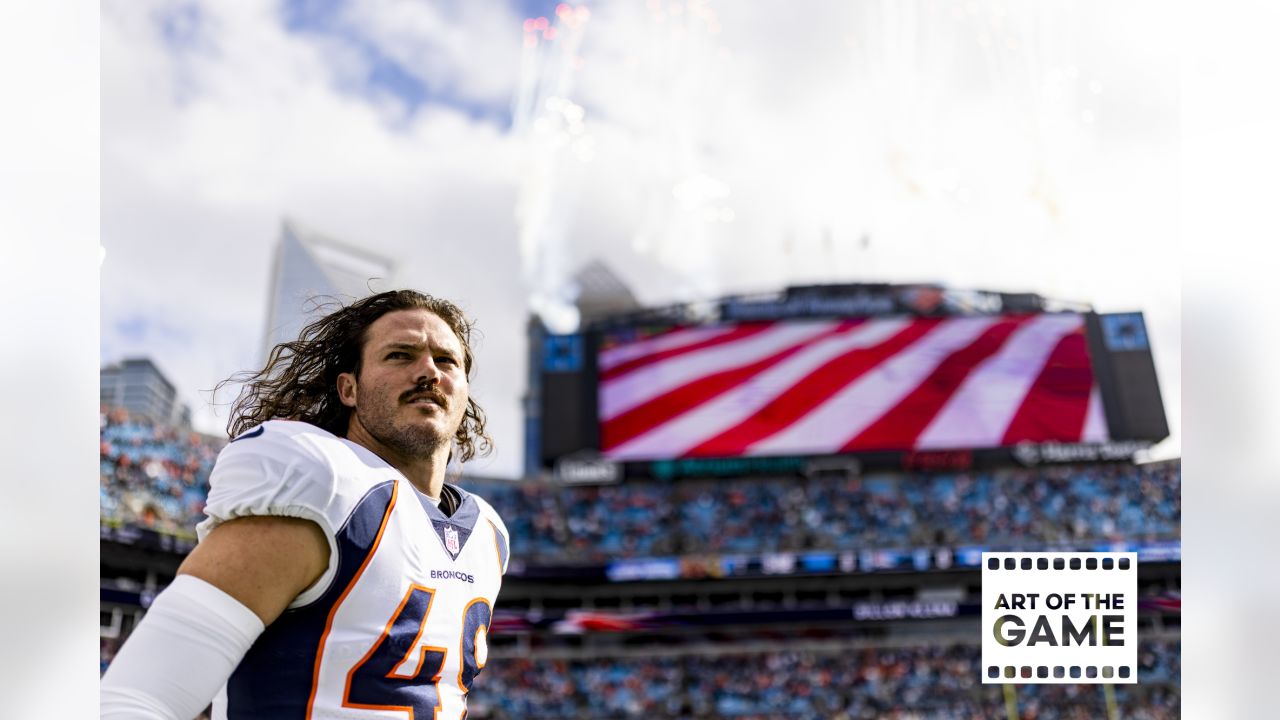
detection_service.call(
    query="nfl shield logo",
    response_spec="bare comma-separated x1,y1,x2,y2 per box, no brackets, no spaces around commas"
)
445,526,460,555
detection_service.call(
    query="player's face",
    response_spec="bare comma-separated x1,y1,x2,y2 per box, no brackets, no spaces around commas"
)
341,309,470,460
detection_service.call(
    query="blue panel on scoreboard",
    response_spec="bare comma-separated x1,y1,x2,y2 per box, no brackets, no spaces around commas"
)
1100,312,1149,351
543,334,584,372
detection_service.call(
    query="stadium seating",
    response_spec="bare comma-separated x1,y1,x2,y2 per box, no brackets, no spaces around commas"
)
99,632,1180,719
97,406,1180,563
99,407,222,537
468,462,1181,564
99,407,1181,719
470,639,1181,719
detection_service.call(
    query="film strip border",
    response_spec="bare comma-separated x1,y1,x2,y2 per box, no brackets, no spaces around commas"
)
988,665,1133,680
986,556,1131,571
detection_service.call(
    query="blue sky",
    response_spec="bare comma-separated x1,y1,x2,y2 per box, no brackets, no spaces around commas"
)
282,0,458,121
277,0,571,125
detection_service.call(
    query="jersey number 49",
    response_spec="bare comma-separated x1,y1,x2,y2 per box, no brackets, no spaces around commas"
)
344,584,493,716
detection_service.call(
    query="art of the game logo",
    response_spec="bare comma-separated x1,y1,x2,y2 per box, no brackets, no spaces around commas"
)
982,552,1137,684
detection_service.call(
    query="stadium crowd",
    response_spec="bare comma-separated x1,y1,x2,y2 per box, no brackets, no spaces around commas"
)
471,462,1181,563
471,639,1181,719
99,407,222,537
99,634,1180,719
98,406,1180,562
99,409,1181,718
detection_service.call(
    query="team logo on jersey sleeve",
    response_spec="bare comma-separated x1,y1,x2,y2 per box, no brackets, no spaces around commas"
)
432,520,472,561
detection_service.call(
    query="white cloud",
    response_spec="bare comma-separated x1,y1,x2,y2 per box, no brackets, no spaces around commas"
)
103,0,1181,475
338,0,525,110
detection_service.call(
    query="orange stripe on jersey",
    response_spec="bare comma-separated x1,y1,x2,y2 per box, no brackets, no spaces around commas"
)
305,481,400,719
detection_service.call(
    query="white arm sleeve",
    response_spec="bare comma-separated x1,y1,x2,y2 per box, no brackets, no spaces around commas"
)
100,575,265,720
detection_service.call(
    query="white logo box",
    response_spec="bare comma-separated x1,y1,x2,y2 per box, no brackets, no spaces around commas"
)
981,552,1137,684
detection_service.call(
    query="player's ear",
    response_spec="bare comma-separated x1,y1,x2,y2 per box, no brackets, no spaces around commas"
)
336,372,358,408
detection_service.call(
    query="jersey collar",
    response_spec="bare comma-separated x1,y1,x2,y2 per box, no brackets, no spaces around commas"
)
415,482,480,531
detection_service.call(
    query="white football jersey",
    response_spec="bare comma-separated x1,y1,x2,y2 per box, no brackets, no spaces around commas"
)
195,420,510,720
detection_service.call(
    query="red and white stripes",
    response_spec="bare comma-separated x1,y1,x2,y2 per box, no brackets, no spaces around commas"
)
598,314,1108,460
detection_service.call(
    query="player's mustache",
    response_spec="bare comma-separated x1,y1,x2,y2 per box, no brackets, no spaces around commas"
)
402,387,448,408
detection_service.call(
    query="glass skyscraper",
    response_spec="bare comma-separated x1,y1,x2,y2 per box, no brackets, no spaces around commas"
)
262,220,395,359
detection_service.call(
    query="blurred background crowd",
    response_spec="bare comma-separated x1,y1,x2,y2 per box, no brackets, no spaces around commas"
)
98,405,1179,564
474,639,1181,719
98,407,218,537
99,404,1181,718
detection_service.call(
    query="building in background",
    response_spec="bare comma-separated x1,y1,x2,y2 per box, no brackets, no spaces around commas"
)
570,260,642,324
100,358,190,428
262,219,396,359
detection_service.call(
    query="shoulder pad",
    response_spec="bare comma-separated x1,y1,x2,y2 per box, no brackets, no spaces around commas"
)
197,420,340,539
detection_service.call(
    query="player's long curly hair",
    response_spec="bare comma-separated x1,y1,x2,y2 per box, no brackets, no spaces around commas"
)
218,290,492,463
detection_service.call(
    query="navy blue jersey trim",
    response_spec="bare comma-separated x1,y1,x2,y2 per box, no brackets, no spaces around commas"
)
419,483,481,532
489,519,509,574
224,480,397,720
230,426,265,443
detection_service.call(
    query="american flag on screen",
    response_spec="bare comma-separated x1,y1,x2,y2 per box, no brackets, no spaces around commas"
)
598,314,1109,461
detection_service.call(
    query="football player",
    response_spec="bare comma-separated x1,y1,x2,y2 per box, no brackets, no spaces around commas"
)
102,290,510,719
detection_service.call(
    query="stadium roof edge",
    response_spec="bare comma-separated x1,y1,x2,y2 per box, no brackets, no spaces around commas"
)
576,282,1096,333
